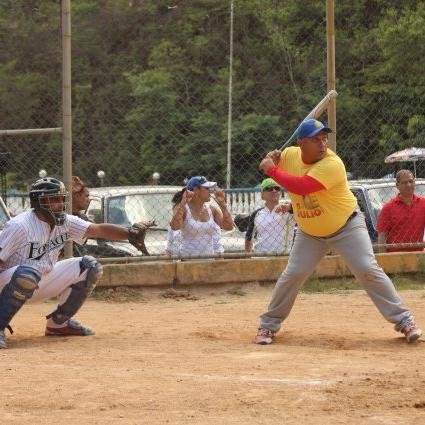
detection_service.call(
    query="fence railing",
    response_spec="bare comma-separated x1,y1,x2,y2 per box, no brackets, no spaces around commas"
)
5,181,424,259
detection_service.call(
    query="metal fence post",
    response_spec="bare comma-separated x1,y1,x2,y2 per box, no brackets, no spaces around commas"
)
62,0,73,258
326,0,337,152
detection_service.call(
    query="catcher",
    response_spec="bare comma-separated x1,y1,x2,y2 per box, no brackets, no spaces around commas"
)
0,176,154,349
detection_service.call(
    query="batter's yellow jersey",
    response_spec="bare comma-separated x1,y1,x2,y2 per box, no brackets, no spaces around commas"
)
278,147,357,237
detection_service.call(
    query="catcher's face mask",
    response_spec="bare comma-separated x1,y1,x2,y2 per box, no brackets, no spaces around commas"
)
30,177,68,226
38,192,68,226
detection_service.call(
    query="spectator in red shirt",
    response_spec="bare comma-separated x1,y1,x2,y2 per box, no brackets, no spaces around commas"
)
377,169,425,252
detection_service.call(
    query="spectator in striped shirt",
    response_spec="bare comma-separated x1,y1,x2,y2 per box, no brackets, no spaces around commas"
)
245,178,295,255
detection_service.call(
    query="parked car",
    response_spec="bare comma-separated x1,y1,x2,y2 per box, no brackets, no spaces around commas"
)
84,185,246,257
0,195,11,229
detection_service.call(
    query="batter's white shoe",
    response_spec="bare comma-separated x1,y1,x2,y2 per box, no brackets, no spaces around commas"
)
401,323,422,343
254,328,275,345
45,319,94,336
0,329,7,349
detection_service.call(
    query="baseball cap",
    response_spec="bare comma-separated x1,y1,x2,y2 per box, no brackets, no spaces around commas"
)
297,119,332,139
260,178,281,191
186,176,217,191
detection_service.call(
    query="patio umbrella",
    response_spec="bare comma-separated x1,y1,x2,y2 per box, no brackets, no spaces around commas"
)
384,147,425,177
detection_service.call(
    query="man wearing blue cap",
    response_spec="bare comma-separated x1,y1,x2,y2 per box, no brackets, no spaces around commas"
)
254,118,422,344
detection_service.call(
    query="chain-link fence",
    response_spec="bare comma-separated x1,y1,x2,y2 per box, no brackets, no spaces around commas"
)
0,1,424,257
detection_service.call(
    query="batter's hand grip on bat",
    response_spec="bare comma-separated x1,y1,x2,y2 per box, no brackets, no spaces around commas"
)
279,90,338,150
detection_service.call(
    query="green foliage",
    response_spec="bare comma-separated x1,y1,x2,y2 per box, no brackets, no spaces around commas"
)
232,113,283,186
1,0,425,187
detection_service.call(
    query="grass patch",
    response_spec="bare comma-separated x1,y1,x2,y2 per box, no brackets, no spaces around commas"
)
391,273,425,290
90,273,425,302
302,273,425,293
226,287,247,296
302,277,360,293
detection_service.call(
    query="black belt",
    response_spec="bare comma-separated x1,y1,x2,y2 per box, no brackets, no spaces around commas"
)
319,210,358,239
347,211,358,223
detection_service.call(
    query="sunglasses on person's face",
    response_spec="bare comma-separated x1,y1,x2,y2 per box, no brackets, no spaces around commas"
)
264,186,281,192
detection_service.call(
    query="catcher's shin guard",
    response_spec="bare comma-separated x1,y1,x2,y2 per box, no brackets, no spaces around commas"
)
0,266,42,331
46,256,102,325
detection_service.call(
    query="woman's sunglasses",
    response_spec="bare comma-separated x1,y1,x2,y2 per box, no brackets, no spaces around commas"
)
264,186,281,192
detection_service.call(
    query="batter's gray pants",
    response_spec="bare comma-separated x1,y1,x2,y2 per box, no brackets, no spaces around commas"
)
259,212,414,332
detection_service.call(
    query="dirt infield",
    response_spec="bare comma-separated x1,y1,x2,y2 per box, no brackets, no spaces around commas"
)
1,284,425,425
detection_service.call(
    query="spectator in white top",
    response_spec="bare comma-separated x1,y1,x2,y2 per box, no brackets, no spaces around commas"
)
166,190,223,256
166,224,224,256
245,178,295,254
170,176,234,256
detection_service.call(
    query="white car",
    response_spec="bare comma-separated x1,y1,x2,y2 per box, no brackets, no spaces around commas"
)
0,195,11,229
84,185,245,257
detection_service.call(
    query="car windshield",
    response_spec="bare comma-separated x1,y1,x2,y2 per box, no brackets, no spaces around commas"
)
0,202,9,228
367,186,398,213
106,193,174,229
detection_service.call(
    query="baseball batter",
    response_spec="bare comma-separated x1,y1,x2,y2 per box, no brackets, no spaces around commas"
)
254,119,422,344
0,177,151,349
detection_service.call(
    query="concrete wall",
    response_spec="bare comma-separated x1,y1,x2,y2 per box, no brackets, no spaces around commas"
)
99,252,425,288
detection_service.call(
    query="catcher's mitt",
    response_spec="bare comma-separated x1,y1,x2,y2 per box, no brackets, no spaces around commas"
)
128,220,157,255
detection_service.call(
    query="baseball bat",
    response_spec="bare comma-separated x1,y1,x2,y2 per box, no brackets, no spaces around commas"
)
279,90,338,150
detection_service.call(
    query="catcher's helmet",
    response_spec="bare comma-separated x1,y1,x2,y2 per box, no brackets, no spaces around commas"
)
29,177,68,226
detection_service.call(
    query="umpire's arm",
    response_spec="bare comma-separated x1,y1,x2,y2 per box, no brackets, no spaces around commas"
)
85,223,129,241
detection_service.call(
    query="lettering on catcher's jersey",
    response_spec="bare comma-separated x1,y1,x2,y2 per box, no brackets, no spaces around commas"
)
28,232,70,260
0,211,90,274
